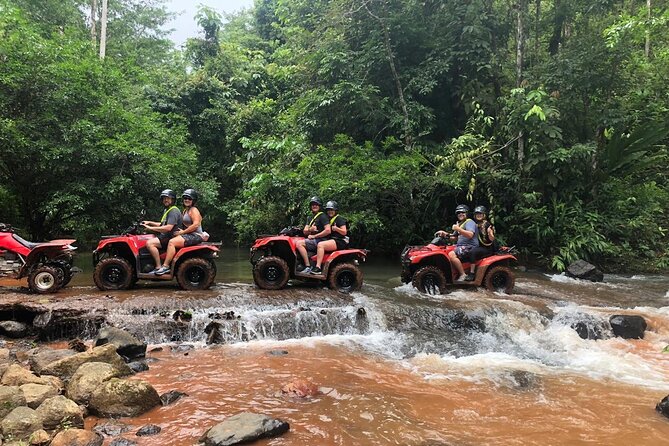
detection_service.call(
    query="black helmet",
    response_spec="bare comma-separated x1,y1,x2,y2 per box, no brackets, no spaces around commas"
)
325,200,338,211
473,205,487,215
454,204,469,215
160,189,176,200
309,196,322,207
182,188,198,203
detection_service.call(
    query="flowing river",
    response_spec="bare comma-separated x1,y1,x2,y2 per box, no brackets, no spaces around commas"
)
5,249,669,445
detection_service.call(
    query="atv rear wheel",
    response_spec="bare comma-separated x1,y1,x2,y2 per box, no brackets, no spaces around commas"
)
28,265,62,294
176,257,216,290
253,256,290,290
484,265,515,293
94,256,134,291
412,266,447,295
327,262,363,293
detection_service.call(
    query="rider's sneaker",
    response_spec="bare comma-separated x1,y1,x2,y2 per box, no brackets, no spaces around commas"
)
465,273,475,281
310,266,322,275
296,264,306,272
302,267,312,274
455,274,468,282
154,266,170,276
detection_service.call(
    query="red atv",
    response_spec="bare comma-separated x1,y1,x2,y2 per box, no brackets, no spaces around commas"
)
92,219,219,291
401,235,517,294
250,228,368,292
0,223,77,293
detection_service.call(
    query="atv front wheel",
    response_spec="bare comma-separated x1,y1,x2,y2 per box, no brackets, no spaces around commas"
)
327,262,363,293
176,258,216,290
94,257,134,291
412,266,447,295
484,265,515,293
28,265,62,294
253,256,290,290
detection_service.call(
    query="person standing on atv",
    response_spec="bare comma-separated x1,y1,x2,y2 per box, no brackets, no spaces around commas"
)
436,204,478,282
464,205,496,281
141,189,183,274
154,189,209,276
310,200,349,275
296,196,330,273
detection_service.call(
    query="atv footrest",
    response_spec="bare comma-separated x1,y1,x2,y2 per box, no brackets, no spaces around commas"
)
294,271,325,279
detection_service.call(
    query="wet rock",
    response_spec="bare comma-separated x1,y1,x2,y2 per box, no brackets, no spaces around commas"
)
609,315,647,339
136,424,161,436
110,439,137,446
656,394,669,419
171,343,195,353
201,412,290,446
0,346,11,362
449,311,486,332
561,312,610,340
0,385,26,418
35,395,84,430
28,348,76,374
89,378,161,417
149,346,163,352
94,327,147,362
32,309,105,341
66,362,125,404
160,390,187,406
173,310,193,322
40,344,132,380
509,370,539,390
50,429,103,446
92,420,131,437
20,383,59,409
128,360,149,373
2,364,61,388
565,260,604,282
68,338,88,352
281,379,320,398
28,428,51,445
1,406,43,440
0,320,29,338
267,350,289,356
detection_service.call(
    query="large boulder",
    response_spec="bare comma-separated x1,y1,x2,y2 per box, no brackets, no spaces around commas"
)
0,385,26,418
20,383,59,409
609,315,647,339
201,413,290,446
66,362,125,404
657,395,669,419
565,260,604,282
1,406,43,440
94,327,147,362
35,395,84,430
50,429,103,446
1,364,61,389
28,348,76,374
89,378,161,417
39,344,132,380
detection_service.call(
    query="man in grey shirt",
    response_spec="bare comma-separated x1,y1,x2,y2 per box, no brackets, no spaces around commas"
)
436,204,479,282
141,189,183,274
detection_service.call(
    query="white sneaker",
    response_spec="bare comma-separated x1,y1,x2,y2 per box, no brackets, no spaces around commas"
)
456,274,467,282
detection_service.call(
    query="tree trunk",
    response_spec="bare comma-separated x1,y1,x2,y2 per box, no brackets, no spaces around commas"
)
645,0,651,59
90,0,97,48
363,1,412,149
516,0,526,166
99,0,108,59
548,0,564,55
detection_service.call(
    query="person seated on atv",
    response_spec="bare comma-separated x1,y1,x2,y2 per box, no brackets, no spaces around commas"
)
141,189,183,274
464,205,496,281
154,188,210,276
296,196,330,273
435,204,478,282
310,200,349,275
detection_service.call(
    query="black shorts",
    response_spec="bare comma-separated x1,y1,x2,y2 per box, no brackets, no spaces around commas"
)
182,233,203,247
334,239,349,250
305,238,326,252
157,234,171,249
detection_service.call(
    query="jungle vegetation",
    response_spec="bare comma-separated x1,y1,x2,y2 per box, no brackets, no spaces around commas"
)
1,0,668,271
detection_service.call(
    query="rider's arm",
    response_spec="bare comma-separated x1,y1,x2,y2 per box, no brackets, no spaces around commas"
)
312,224,331,239
488,224,495,241
452,221,475,239
332,217,347,236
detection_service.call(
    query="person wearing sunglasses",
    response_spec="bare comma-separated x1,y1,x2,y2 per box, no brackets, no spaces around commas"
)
436,204,479,282
154,188,209,276
142,189,182,274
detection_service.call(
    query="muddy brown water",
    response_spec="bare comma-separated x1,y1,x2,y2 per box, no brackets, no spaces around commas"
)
2,249,669,445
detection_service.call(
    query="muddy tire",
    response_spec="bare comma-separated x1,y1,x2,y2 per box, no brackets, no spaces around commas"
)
51,262,74,288
412,266,447,295
484,265,515,293
327,262,363,293
94,256,134,291
176,257,216,290
28,265,62,294
253,256,290,290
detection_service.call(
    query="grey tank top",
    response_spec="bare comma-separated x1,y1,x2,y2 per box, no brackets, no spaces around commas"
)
183,208,204,235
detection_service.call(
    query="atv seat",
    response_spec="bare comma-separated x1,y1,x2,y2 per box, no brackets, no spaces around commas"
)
12,234,39,250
